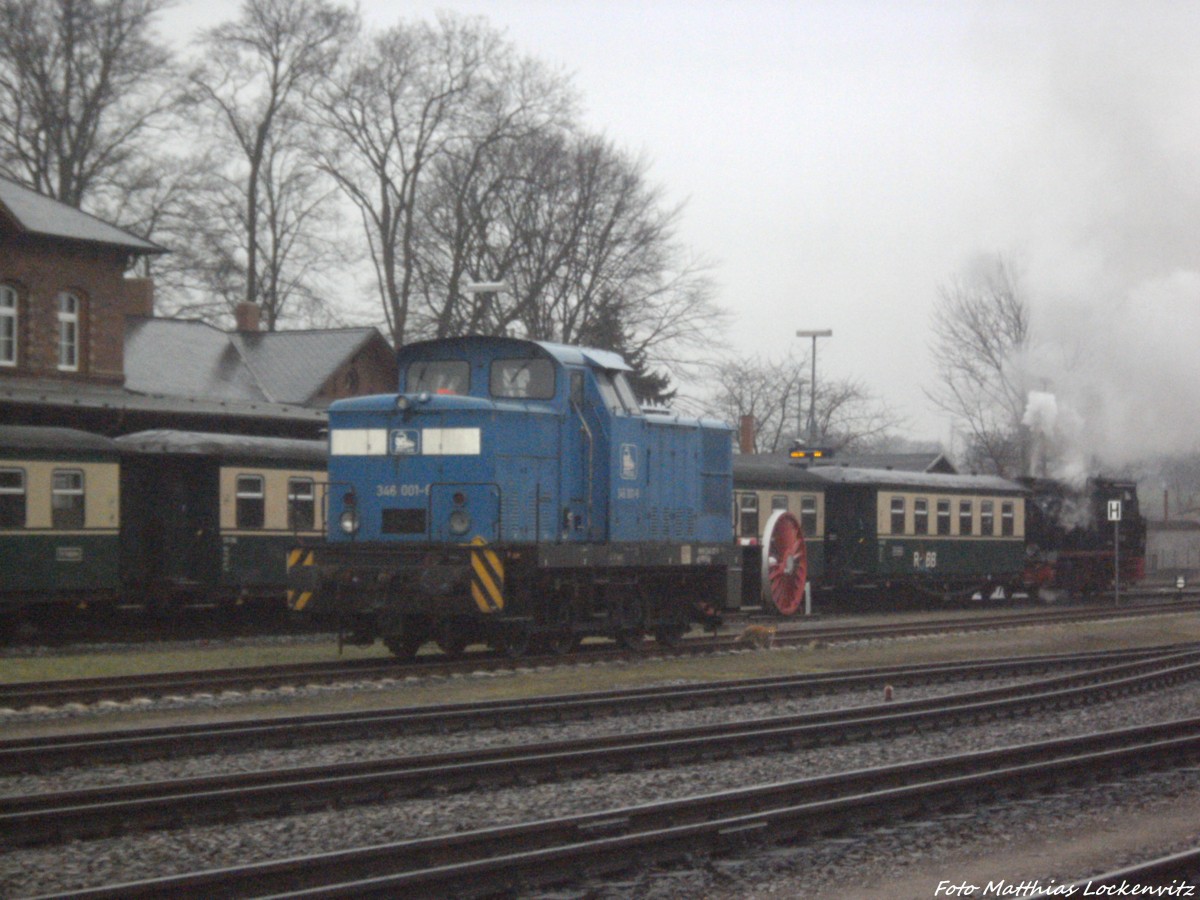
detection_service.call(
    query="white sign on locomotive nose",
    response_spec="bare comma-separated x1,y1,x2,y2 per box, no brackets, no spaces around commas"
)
1107,500,1122,522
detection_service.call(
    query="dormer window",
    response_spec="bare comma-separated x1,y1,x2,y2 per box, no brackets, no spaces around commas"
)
0,284,15,366
57,292,80,371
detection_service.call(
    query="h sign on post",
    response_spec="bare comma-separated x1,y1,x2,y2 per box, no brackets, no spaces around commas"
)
1107,500,1122,522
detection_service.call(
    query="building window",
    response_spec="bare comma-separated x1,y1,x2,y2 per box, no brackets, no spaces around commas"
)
51,469,85,529
0,284,16,367
236,475,265,528
937,499,952,535
0,468,25,527
959,500,973,536
890,497,906,534
1001,500,1016,536
800,495,818,536
981,500,995,536
737,492,759,539
288,478,315,530
914,498,930,535
57,292,80,371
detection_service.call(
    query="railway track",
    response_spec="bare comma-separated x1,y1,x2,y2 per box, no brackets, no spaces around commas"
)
22,716,1200,899
0,645,1185,775
3,647,1200,849
3,600,1196,711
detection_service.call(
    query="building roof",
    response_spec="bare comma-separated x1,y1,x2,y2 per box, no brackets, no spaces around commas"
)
124,318,388,405
0,373,326,428
0,175,165,254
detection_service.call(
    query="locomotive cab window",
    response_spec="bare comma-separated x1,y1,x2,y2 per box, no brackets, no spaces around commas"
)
491,358,555,399
288,478,315,530
981,500,995,536
0,468,25,527
594,370,643,415
51,469,84,529
890,497,906,534
914,498,929,535
407,360,469,395
236,475,265,528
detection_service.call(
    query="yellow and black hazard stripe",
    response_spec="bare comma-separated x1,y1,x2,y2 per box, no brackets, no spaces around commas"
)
469,536,505,613
287,548,315,611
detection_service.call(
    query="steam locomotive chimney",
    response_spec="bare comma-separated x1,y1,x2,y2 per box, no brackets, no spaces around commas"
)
739,415,755,454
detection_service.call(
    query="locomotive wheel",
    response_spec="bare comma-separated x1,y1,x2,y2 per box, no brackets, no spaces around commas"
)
544,628,580,656
653,618,687,647
761,510,808,616
493,624,531,659
435,620,469,658
383,632,424,660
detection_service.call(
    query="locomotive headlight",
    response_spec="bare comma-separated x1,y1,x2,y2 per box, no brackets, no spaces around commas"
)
449,510,471,535
396,395,411,411
339,509,360,534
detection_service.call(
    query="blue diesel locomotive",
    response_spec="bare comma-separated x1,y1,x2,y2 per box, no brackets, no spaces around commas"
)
289,336,737,657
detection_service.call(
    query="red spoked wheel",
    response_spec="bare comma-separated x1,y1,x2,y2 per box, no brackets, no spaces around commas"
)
761,510,808,616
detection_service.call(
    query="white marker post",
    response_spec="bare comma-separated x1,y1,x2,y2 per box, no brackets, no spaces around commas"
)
1107,499,1122,605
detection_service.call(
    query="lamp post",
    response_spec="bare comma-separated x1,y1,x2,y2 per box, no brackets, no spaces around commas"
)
795,329,832,445
463,281,508,333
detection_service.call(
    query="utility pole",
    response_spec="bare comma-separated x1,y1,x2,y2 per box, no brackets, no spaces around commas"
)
795,329,832,445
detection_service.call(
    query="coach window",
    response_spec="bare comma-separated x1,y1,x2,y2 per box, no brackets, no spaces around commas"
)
959,499,973,536
737,493,759,538
57,292,81,372
0,468,25,527
1001,500,1015,536
936,499,951,535
890,497,906,534
288,478,315,530
491,358,555,400
800,495,818,535
914,498,929,535
51,469,85,529
1,284,16,367
981,500,995,536
771,494,788,511
236,475,265,528
407,360,469,395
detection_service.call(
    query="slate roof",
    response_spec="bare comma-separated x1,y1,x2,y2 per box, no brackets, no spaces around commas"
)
124,318,389,406
0,175,165,253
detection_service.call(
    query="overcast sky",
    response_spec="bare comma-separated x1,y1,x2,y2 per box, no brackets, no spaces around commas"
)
161,0,1200,463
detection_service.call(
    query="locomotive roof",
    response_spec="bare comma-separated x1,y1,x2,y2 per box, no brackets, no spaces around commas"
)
115,430,326,463
0,424,120,454
398,335,632,372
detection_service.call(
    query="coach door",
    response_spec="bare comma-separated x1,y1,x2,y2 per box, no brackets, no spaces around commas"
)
157,459,220,589
823,485,875,582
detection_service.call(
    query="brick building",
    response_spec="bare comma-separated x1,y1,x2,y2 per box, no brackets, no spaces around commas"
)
1,176,396,437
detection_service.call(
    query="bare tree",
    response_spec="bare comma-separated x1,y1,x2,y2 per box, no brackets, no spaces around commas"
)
418,129,723,378
927,253,1032,475
0,0,178,209
709,354,902,454
310,14,539,346
188,0,356,323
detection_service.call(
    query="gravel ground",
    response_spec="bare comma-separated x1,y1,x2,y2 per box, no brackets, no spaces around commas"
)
1,670,1198,897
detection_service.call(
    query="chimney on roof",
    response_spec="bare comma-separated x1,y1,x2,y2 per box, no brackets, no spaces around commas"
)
739,415,755,454
235,301,261,333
